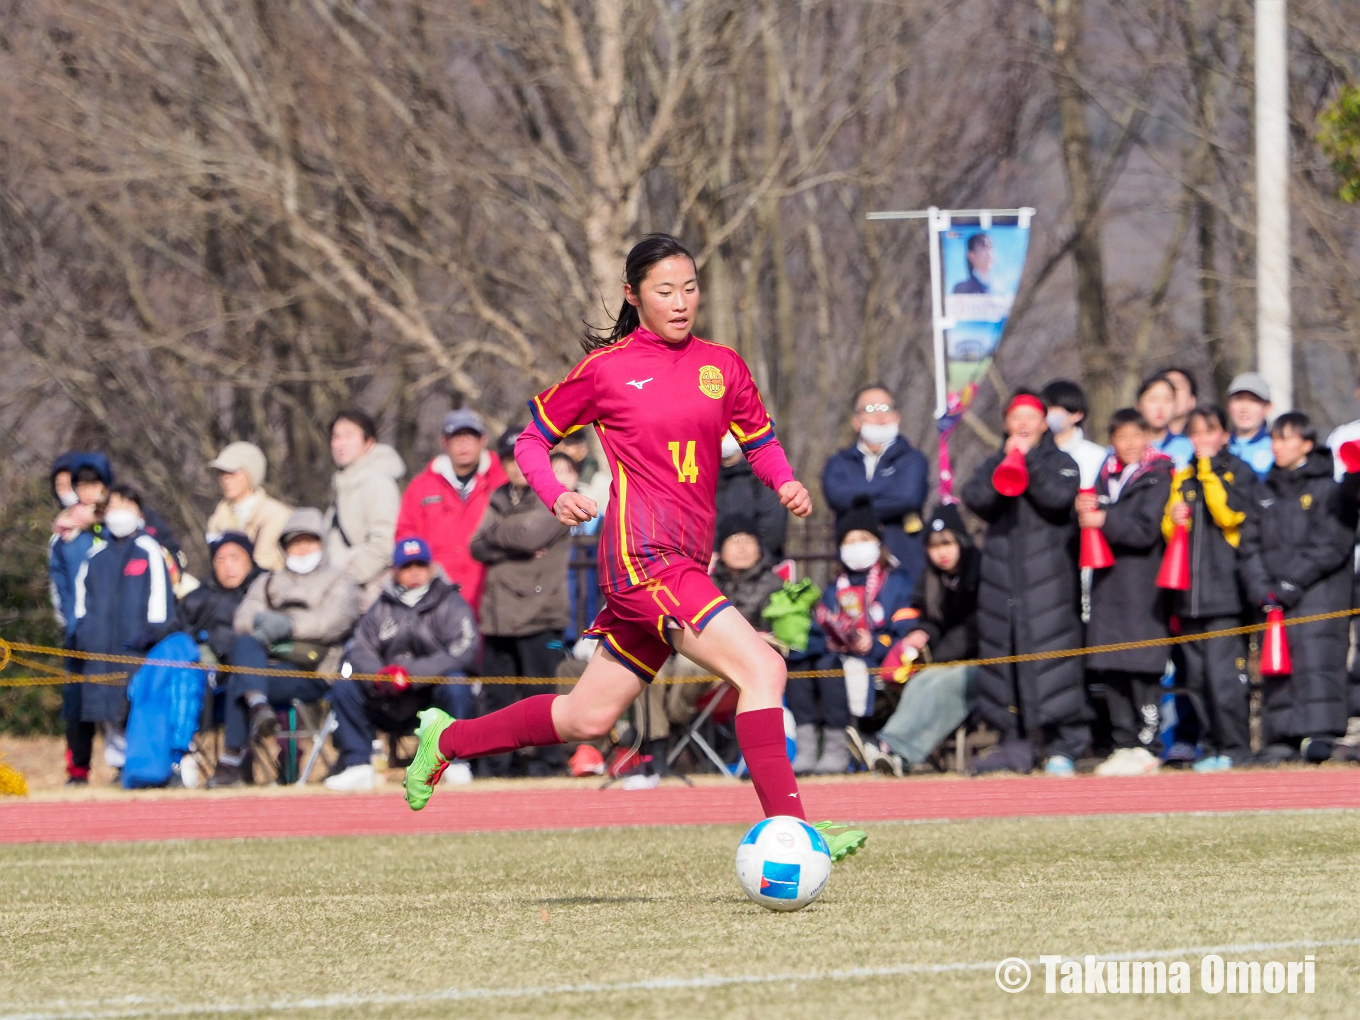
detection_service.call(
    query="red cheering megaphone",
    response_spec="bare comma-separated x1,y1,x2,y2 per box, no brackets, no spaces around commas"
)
1339,439,1360,475
1078,488,1115,570
1156,521,1190,590
1260,604,1292,676
992,448,1029,497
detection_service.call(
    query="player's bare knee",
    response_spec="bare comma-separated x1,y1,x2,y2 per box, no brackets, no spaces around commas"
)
734,644,785,698
575,710,616,741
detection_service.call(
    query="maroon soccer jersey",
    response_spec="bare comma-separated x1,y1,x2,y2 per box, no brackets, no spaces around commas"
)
526,328,794,593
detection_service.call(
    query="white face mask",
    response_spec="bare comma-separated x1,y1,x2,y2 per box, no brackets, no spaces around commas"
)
720,432,741,460
286,551,323,575
399,582,431,607
59,490,79,508
104,508,141,539
839,540,881,572
1046,409,1072,435
859,421,899,447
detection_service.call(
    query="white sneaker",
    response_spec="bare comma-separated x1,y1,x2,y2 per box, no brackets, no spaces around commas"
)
323,763,377,791
179,754,200,789
621,772,660,791
444,761,474,785
1094,747,1160,777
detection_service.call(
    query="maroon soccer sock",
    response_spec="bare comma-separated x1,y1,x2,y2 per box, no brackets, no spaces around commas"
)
736,707,805,820
437,693,562,761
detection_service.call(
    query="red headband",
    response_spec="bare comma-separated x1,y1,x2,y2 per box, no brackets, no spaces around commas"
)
1007,394,1046,417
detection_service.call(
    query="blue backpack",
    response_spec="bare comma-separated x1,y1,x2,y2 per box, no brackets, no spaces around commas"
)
123,632,205,788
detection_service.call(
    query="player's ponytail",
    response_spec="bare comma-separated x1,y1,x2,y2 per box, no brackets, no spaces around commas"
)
582,233,695,352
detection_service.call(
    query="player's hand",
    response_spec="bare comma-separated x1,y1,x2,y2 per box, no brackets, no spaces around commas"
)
778,480,812,518
553,491,598,525
1171,501,1191,525
1005,434,1032,455
849,629,873,655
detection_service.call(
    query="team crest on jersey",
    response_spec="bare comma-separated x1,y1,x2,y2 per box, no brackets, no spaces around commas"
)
698,365,726,399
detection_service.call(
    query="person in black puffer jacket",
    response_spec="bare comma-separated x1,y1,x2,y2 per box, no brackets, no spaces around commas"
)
1239,413,1356,763
961,391,1086,775
179,533,265,663
1163,405,1257,770
1079,409,1174,776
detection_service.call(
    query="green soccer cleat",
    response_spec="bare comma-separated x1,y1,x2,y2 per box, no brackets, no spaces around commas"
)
403,707,454,811
813,821,867,862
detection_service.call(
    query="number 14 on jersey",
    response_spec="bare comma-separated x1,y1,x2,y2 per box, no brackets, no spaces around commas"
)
668,440,699,484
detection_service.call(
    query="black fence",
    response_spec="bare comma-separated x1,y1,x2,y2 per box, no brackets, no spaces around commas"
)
566,519,839,638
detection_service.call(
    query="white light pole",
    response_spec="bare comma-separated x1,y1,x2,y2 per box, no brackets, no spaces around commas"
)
1256,0,1291,412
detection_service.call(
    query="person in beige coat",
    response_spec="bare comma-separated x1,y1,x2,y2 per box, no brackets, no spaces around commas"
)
207,508,361,787
204,442,294,572
325,409,405,609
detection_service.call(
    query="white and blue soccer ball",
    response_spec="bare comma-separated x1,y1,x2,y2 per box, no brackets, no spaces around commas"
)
735,815,832,912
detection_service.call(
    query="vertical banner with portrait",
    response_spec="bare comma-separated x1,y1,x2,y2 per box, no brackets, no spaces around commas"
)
928,208,1034,499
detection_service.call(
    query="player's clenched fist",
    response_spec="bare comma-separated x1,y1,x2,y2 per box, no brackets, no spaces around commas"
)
553,491,598,525
777,480,812,518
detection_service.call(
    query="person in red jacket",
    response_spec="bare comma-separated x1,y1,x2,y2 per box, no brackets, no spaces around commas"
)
395,409,508,614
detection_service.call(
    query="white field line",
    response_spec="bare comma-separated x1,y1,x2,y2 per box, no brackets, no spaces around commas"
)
3,938,1359,1020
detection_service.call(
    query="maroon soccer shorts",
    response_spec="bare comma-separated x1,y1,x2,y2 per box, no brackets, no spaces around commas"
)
585,563,732,681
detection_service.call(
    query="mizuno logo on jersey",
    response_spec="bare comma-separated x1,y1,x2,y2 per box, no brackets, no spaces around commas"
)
626,378,653,390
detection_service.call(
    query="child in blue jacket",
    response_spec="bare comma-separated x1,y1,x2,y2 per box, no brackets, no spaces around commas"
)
73,484,178,778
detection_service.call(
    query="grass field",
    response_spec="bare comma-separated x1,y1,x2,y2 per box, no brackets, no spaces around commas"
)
4,810,1358,1020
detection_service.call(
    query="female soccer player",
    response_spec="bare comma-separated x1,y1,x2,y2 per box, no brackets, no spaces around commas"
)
403,234,865,861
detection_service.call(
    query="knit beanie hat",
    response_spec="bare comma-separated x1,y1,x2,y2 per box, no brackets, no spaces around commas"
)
716,513,761,551
835,495,882,546
924,502,970,547
208,530,256,561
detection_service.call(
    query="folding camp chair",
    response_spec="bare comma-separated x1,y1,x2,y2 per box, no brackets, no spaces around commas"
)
245,699,336,785
599,692,695,788
664,681,740,777
281,699,337,785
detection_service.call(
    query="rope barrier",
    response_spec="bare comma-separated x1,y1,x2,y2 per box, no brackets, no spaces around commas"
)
2,607,1356,688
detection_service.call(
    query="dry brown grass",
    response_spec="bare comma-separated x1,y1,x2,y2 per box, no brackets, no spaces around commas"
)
2,810,1358,1019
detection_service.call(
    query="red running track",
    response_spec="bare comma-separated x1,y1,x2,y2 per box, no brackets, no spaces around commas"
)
2,771,1356,845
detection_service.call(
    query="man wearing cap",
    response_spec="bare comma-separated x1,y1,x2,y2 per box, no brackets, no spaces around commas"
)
326,536,481,791
1226,372,1275,480
205,441,294,572
208,508,360,787
469,428,571,776
396,408,508,616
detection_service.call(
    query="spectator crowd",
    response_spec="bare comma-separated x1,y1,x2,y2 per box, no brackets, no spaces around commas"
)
40,368,1360,789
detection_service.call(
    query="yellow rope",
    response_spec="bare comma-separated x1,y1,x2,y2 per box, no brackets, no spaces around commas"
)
1,607,1353,687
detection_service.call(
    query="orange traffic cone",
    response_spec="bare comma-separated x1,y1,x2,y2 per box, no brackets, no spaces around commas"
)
1157,522,1190,590
1260,605,1292,676
992,448,1029,497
